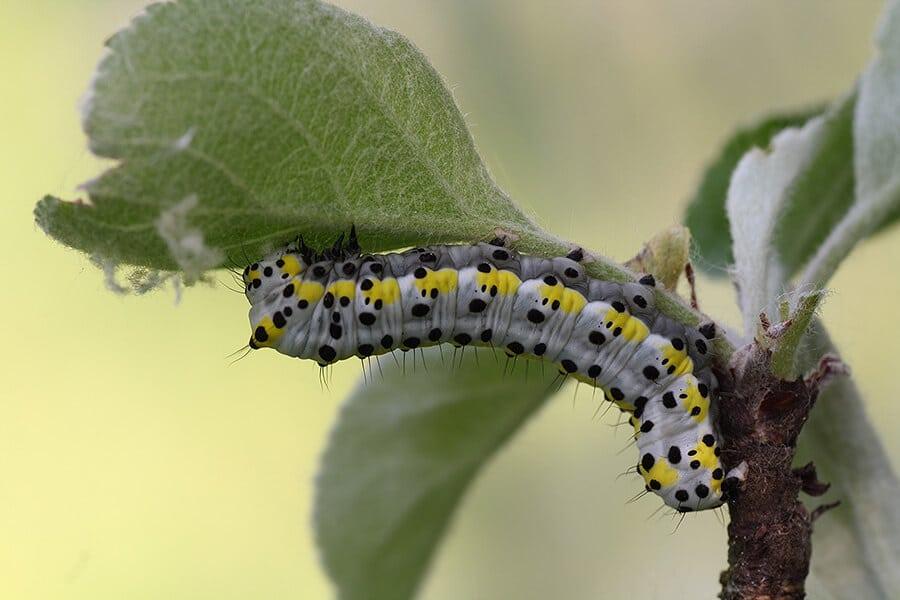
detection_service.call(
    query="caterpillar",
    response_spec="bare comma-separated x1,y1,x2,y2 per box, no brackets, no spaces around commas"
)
241,229,738,512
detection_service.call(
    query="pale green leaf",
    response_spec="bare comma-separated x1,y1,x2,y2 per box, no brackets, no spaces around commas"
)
314,350,558,600
773,93,856,274
769,290,824,380
34,0,541,272
687,91,900,283
800,0,900,290
857,0,900,206
726,116,828,335
684,106,822,274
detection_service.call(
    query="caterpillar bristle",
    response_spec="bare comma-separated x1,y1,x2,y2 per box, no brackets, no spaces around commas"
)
240,232,727,513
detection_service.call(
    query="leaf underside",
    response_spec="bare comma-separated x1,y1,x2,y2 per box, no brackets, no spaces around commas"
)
684,106,823,275
35,0,537,272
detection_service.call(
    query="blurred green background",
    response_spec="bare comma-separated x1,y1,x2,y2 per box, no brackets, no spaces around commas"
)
3,1,898,598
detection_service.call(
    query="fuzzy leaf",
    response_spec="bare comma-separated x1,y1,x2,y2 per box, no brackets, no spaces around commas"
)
769,290,824,379
34,0,540,272
314,350,557,600
772,94,856,275
684,107,821,274
726,117,828,335
800,0,900,289
857,0,900,207
797,324,900,598
687,91,900,282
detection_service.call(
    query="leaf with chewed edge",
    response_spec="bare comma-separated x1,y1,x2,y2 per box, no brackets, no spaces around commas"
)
34,0,543,273
314,350,558,600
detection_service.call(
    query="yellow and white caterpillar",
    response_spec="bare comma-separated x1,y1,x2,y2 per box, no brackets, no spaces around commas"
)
242,231,735,512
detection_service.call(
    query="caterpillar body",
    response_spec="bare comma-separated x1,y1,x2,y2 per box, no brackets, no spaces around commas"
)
242,231,734,512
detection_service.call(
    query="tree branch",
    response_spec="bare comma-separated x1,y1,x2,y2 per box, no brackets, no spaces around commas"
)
717,343,840,599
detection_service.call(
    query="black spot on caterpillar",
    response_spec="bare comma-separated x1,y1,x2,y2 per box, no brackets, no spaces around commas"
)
241,230,735,511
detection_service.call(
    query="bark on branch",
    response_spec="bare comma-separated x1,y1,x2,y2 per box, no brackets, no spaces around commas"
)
717,343,840,600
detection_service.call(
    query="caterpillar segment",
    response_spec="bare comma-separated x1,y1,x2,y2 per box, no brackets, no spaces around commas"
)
241,233,736,512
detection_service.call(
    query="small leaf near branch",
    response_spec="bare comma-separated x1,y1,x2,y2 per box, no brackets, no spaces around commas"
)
624,225,692,291
769,290,824,380
35,0,540,273
314,349,558,600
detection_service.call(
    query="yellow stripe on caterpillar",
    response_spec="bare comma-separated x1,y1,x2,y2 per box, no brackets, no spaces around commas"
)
639,454,679,490
290,280,325,304
280,254,304,277
680,376,710,422
414,268,459,294
539,283,587,314
362,277,401,305
661,343,694,377
252,315,284,347
476,268,521,296
327,280,356,302
603,306,650,343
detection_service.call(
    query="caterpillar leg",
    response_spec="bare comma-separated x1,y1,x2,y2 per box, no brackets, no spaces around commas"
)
721,461,749,501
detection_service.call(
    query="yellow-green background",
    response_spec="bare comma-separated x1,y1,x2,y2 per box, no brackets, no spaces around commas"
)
3,1,898,598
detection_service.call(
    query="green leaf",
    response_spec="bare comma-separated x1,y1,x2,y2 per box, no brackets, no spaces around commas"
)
684,106,821,274
314,350,558,600
32,0,719,352
773,93,856,275
769,290,824,379
857,0,900,207
688,90,900,282
797,323,900,599
800,0,900,290
34,0,540,272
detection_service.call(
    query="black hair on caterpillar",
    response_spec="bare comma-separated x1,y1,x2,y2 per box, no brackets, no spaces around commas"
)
241,229,740,512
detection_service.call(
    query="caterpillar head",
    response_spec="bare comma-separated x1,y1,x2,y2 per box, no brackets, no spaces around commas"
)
243,251,308,304
245,252,327,352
